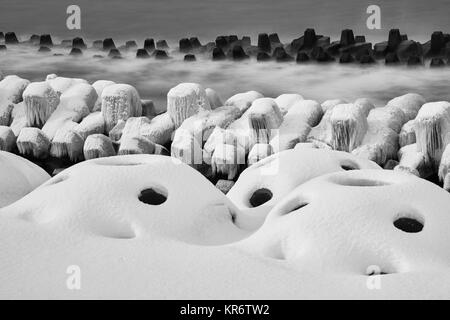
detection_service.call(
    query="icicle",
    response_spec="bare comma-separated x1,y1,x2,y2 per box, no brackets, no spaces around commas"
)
23,82,60,127
399,120,416,147
0,126,16,151
330,103,368,152
248,143,273,165
414,101,450,168
205,88,223,110
101,84,142,132
92,80,116,112
394,144,431,178
16,127,50,158
167,83,211,128
83,134,116,160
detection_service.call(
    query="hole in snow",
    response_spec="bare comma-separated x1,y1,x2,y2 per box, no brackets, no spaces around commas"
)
366,270,388,276
340,161,360,171
249,188,273,207
94,160,147,166
282,201,309,215
393,214,424,233
332,177,391,187
139,187,168,205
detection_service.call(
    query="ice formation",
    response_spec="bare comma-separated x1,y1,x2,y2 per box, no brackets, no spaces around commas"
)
167,83,211,128
45,75,88,96
0,96,14,126
139,113,175,145
352,106,407,166
101,84,142,132
9,103,27,137
399,120,416,147
16,127,51,158
22,82,60,127
270,99,323,152
395,144,430,177
92,80,116,111
42,83,96,140
203,127,238,165
224,90,264,114
205,88,223,109
274,93,304,114
438,144,450,190
83,134,116,160
248,143,273,165
320,99,347,113
118,136,155,155
50,121,78,158
0,126,16,152
414,101,450,168
354,98,376,117
387,93,426,121
171,107,241,165
0,75,30,104
247,98,283,146
330,103,368,152
0,150,49,207
211,143,244,180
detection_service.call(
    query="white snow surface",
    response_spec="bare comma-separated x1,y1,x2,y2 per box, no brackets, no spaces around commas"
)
0,151,50,207
1,148,450,299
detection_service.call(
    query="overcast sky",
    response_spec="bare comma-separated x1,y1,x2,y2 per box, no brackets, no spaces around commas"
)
0,0,448,42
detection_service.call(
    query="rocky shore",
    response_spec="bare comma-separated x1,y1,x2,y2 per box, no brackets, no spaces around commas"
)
2,28,450,67
0,69,449,193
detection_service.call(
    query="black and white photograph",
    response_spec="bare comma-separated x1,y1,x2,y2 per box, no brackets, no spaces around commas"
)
1,0,450,304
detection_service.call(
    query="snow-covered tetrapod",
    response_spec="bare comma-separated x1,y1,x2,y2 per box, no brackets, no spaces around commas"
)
0,126,16,151
395,144,430,177
352,106,407,166
101,84,142,132
171,106,240,166
16,127,51,158
0,75,30,104
167,83,211,128
205,88,223,110
387,93,426,121
439,144,450,191
247,98,283,147
248,143,273,165
330,103,368,152
399,120,417,147
92,80,116,111
414,101,450,169
83,134,116,160
270,99,323,152
224,90,264,115
274,93,304,115
22,82,60,127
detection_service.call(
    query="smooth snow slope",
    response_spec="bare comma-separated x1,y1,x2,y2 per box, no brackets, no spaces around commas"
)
0,151,50,207
0,151,450,299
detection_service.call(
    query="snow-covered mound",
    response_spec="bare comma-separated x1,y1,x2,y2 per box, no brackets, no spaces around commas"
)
241,169,450,279
1,153,449,299
1,155,248,245
227,148,381,228
0,151,50,207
